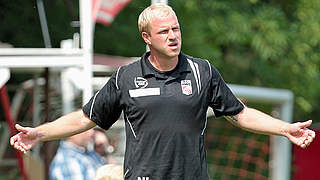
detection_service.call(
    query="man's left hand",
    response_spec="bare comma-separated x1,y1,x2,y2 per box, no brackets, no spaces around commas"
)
284,120,316,148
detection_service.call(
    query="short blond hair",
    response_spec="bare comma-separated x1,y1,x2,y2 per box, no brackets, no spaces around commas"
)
94,164,123,180
138,4,177,34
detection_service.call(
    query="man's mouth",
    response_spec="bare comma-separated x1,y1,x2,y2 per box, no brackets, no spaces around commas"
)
168,42,178,47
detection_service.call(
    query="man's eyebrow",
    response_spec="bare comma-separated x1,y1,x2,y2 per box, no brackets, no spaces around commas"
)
157,27,169,33
158,27,169,30
159,25,179,30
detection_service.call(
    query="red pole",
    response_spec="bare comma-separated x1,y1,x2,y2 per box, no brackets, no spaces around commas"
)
0,86,29,180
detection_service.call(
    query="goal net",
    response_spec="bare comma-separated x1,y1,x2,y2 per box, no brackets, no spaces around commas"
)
205,84,294,180
206,116,270,180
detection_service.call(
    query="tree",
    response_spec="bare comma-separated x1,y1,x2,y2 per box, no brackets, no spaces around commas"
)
0,0,319,122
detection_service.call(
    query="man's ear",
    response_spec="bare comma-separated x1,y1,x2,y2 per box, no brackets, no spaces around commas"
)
141,32,151,45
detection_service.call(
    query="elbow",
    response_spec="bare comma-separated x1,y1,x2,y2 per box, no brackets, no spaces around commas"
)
235,107,253,128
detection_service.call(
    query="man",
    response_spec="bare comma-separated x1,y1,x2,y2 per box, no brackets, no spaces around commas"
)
11,4,315,180
49,129,104,180
93,128,116,164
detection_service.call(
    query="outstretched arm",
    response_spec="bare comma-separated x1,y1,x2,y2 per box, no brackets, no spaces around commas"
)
226,106,315,148
10,110,96,153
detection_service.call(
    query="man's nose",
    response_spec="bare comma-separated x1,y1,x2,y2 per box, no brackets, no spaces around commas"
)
168,29,176,39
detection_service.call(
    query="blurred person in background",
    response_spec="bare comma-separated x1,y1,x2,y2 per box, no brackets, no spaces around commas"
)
49,129,104,180
94,164,124,180
93,128,116,164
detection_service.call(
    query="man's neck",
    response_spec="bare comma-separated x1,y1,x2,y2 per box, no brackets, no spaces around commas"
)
148,53,179,72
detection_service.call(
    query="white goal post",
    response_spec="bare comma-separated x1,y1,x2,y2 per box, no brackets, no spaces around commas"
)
206,84,293,180
0,0,94,104
228,84,293,180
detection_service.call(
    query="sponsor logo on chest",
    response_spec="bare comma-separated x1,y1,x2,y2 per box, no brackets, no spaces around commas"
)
129,77,159,97
181,80,192,95
134,77,148,88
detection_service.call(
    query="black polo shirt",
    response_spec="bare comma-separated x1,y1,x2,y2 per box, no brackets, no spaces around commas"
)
83,52,244,180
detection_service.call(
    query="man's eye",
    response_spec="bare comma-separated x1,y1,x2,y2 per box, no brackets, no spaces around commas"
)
173,27,180,31
160,30,168,34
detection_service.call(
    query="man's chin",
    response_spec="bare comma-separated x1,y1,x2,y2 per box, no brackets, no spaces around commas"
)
167,50,180,58
155,49,180,59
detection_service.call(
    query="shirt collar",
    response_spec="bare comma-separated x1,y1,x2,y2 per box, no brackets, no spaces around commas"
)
140,52,191,78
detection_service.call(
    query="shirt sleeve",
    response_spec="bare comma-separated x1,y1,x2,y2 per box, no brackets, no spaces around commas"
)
208,65,244,118
82,72,123,130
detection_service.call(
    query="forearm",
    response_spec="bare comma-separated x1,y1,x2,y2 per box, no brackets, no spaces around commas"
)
228,107,289,136
36,110,96,141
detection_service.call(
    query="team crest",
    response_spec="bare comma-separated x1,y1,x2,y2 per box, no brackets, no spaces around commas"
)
181,80,192,95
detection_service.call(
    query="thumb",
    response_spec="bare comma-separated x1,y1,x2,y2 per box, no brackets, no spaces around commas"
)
297,120,312,129
15,124,29,134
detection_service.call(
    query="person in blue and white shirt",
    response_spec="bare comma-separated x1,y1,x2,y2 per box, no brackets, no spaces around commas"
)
49,129,104,180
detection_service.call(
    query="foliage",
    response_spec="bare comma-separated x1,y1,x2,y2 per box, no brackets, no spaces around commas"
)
0,0,319,123
169,0,320,122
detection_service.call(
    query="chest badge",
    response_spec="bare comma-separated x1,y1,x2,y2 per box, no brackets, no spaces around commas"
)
134,77,148,88
181,80,192,95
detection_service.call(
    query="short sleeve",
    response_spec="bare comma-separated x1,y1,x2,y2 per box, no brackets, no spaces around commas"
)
208,65,244,118
82,73,123,130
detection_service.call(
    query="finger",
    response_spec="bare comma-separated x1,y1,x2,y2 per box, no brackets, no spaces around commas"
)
301,143,306,148
14,142,20,151
15,124,28,134
298,120,312,129
21,148,27,154
305,138,311,146
298,139,304,146
303,135,314,146
304,141,310,147
10,136,16,146
14,142,26,153
18,147,26,154
19,145,26,154
20,142,29,151
18,142,27,151
311,130,316,139
307,140,311,146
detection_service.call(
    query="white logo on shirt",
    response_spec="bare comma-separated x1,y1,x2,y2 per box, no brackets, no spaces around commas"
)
134,77,148,88
137,177,150,180
181,80,192,95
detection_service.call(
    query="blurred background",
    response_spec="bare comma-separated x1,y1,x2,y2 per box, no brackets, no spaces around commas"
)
0,0,319,179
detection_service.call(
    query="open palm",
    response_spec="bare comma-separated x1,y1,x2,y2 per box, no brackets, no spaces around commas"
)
285,120,315,148
10,124,39,153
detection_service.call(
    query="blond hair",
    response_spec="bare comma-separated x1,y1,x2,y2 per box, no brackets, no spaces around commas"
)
94,164,124,180
138,4,177,34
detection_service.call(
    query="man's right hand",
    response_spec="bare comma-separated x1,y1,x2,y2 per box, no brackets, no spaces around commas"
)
10,124,40,154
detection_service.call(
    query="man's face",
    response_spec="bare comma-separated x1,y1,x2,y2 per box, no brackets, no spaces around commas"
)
94,131,109,156
69,129,94,148
144,13,181,58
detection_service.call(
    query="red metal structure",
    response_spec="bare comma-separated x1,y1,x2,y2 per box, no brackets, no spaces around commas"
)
0,86,29,180
293,128,319,180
